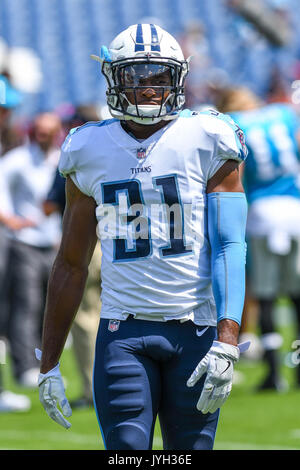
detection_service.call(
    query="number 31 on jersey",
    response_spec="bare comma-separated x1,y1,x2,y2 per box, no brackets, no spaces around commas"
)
96,174,194,262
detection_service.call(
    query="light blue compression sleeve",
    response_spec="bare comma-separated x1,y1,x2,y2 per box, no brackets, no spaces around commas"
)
207,192,248,326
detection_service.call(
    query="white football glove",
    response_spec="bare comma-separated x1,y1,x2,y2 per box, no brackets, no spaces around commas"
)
35,348,72,429
187,340,249,414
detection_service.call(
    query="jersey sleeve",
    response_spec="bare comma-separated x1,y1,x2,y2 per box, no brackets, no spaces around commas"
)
199,109,248,180
58,127,92,197
58,127,78,177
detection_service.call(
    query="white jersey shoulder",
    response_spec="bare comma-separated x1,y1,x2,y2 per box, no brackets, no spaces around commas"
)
59,111,247,178
59,119,118,194
179,108,247,163
61,119,117,155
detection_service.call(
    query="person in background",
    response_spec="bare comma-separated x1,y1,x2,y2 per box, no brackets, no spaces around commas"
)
216,86,300,391
0,74,30,411
0,111,63,388
178,21,212,108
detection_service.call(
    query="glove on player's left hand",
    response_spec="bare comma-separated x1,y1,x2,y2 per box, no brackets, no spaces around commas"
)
187,340,248,414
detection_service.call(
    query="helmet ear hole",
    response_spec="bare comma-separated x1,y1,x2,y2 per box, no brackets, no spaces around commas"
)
99,24,189,123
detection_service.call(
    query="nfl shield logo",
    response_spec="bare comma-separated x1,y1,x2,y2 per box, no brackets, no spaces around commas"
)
136,147,147,159
108,319,120,332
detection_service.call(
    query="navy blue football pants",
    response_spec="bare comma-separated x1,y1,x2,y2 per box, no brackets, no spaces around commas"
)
93,316,219,450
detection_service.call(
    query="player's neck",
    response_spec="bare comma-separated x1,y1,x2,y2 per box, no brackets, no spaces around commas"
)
121,119,169,140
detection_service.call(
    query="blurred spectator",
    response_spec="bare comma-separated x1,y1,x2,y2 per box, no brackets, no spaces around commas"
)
0,112,62,387
228,0,291,47
55,103,100,136
0,75,30,412
216,87,300,391
70,245,101,408
266,66,293,104
44,105,101,408
178,21,217,108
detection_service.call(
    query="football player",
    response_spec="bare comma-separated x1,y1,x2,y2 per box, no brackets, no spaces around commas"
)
37,24,248,450
216,87,300,391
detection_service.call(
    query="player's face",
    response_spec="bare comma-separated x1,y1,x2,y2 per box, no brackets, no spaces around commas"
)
119,63,173,107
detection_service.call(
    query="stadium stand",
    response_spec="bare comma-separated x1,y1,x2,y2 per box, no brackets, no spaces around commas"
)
0,0,299,117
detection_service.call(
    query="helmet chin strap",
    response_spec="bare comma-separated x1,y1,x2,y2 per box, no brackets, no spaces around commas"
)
122,113,179,125
108,94,180,124
125,103,179,125
125,104,165,125
127,116,163,125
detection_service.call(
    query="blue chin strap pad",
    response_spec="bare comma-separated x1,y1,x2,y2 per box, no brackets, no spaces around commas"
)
207,192,248,326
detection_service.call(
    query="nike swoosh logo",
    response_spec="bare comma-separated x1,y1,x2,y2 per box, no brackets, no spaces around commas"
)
196,326,210,337
221,360,231,375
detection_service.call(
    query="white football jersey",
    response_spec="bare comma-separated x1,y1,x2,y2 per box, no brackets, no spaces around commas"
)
59,109,246,326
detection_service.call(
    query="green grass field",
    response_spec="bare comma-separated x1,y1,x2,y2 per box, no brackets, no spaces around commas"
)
1,308,300,450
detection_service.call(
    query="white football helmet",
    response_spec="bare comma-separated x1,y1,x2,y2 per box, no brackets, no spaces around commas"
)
91,24,190,125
